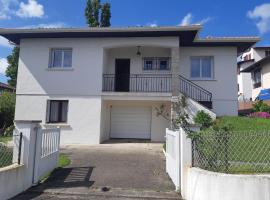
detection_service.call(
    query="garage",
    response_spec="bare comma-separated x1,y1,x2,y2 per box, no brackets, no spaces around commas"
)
110,106,152,139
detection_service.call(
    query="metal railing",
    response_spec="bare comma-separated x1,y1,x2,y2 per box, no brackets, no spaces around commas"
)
192,131,270,174
103,74,172,93
0,132,23,168
179,75,212,102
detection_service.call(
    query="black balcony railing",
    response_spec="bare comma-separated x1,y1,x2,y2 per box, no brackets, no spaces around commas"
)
103,74,172,93
179,75,212,103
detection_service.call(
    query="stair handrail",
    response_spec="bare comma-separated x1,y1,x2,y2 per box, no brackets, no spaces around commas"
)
179,75,212,102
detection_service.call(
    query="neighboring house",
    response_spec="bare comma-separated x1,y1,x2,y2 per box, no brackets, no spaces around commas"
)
0,82,15,94
238,47,270,101
241,55,270,101
0,26,259,144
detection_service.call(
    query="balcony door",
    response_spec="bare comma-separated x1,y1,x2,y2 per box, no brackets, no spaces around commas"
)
115,59,130,92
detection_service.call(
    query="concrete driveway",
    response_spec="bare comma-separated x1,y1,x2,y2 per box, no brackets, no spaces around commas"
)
12,141,180,199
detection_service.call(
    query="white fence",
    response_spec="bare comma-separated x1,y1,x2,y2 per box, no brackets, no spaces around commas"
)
0,121,61,200
33,127,61,184
166,128,180,189
165,127,270,200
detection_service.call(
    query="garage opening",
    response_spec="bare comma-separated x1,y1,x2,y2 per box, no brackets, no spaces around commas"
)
110,106,151,139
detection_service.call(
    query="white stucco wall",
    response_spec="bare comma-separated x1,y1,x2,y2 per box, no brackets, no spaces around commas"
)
15,95,102,145
104,46,171,74
179,47,238,116
186,167,270,200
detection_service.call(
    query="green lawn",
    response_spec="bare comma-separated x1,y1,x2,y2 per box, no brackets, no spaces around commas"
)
217,116,270,131
0,136,12,144
195,116,270,174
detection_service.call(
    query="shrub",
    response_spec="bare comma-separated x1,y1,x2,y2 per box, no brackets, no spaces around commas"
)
0,92,16,130
4,125,15,136
249,112,270,119
193,110,213,129
252,101,270,113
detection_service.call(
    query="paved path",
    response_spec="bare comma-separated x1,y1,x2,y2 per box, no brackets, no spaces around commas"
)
12,141,180,199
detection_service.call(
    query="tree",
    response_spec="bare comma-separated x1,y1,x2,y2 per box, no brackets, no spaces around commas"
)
101,3,111,27
85,0,111,27
0,92,16,130
5,47,19,87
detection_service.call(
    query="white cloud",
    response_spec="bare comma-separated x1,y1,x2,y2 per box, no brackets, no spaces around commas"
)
0,58,8,75
0,0,18,19
180,13,193,26
0,36,13,48
16,0,44,18
146,21,158,27
21,22,67,29
247,3,270,34
198,17,212,25
180,13,211,26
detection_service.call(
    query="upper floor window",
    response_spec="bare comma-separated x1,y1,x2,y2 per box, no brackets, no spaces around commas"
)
143,57,170,71
252,68,261,89
49,49,72,68
265,51,270,57
46,100,69,123
190,56,214,79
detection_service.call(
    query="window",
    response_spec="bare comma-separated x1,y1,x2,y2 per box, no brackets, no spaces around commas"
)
190,57,213,79
49,49,72,68
144,58,155,70
265,51,270,57
143,57,170,71
46,100,68,123
253,68,261,88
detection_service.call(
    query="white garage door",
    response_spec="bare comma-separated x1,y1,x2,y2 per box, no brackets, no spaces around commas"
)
110,106,151,139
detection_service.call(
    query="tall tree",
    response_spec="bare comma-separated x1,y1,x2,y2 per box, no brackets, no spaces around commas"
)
85,0,95,27
85,0,111,27
5,47,19,87
92,0,101,27
101,3,111,27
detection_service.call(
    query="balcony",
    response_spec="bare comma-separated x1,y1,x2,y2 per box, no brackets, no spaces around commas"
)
102,74,172,93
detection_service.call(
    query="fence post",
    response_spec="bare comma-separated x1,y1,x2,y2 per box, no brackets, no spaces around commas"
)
180,125,200,199
17,132,23,165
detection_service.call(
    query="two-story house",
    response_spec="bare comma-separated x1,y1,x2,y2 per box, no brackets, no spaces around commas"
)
238,47,270,101
0,26,259,144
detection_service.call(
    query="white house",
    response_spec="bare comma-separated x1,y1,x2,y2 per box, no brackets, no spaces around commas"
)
0,26,259,144
238,47,270,101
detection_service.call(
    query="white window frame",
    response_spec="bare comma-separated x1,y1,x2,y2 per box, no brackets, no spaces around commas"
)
143,57,171,71
190,56,214,80
49,48,73,68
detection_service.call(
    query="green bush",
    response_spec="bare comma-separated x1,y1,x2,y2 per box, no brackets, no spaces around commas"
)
4,125,15,136
0,92,16,130
252,101,270,113
193,110,213,129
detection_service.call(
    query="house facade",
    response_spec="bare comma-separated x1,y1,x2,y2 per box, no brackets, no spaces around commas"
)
241,55,270,101
0,82,15,94
0,26,258,144
238,47,270,101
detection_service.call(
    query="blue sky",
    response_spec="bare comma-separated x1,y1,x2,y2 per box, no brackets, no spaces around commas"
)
0,0,270,83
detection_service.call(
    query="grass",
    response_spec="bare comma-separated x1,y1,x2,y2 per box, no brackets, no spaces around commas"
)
0,136,12,144
58,153,71,168
196,116,270,174
39,153,71,182
216,116,270,131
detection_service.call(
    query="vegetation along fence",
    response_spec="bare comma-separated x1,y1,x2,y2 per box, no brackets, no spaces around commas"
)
192,131,270,174
0,132,23,168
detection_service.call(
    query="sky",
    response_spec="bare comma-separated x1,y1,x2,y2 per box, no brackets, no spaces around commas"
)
0,0,270,83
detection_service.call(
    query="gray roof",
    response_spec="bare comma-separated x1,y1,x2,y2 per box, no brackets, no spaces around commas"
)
241,56,270,72
0,26,260,53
